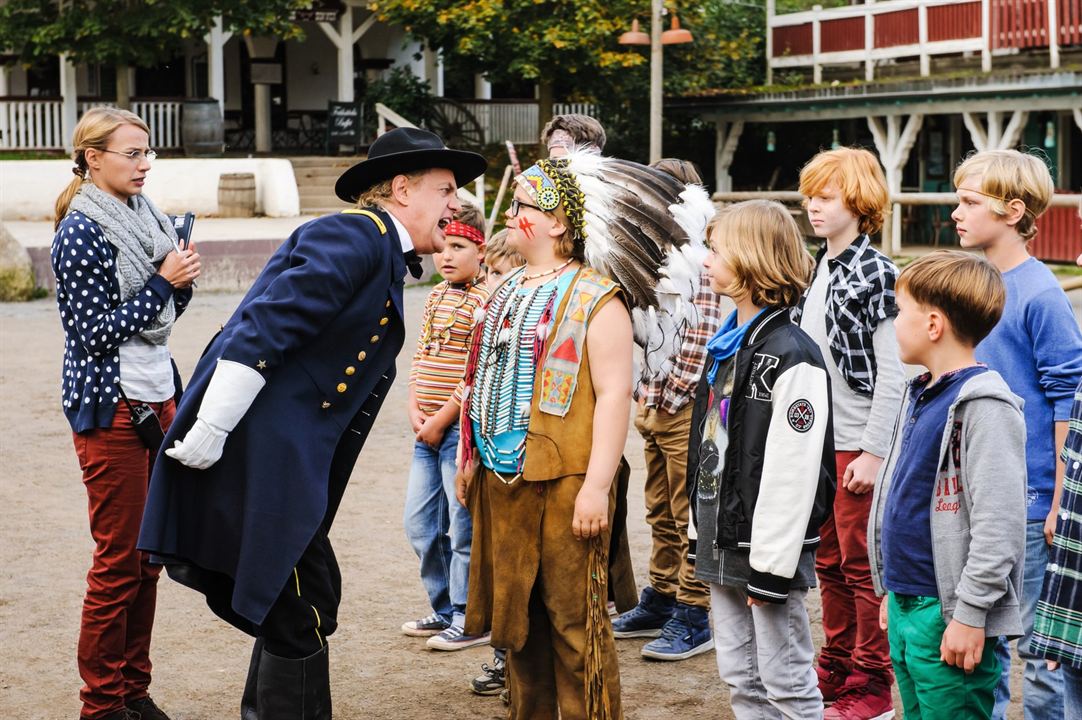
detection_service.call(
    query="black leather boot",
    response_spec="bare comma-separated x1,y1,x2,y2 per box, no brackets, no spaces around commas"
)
255,645,331,720
241,638,263,720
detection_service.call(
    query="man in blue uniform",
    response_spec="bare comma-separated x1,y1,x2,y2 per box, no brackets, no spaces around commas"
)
138,128,486,719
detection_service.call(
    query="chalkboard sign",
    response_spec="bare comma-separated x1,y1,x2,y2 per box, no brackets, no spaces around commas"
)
326,101,362,154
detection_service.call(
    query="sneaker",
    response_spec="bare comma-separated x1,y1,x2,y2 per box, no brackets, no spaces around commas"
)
126,696,171,720
640,604,714,661
823,671,894,720
426,624,491,651
606,600,618,617
94,710,140,720
470,657,506,695
816,661,850,704
401,613,451,637
612,586,676,639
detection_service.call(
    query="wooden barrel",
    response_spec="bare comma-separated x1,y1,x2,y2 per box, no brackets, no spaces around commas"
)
182,99,224,157
218,173,256,217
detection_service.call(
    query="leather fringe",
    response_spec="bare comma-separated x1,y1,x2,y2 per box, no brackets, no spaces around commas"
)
584,535,612,720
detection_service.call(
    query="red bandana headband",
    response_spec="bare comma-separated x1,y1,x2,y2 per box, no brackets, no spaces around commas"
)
444,220,485,245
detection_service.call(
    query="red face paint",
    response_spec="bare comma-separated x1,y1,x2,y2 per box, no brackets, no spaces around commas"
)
517,215,536,240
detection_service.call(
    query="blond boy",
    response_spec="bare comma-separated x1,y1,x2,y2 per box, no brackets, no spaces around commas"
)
953,150,1082,720
869,250,1026,720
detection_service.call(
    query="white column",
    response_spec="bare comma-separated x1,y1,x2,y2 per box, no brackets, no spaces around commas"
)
60,53,78,153
1073,107,1082,132
204,16,233,113
1048,0,1060,69
981,0,991,72
320,8,378,104
766,0,776,85
868,114,923,256
474,74,491,100
812,5,823,85
714,120,744,194
865,0,875,82
649,0,663,163
962,110,1029,151
0,65,8,96
918,1,930,76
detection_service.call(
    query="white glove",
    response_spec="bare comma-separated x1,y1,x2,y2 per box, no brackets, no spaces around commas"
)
164,418,228,470
165,359,266,470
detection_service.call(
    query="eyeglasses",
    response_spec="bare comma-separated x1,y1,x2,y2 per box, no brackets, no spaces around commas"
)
102,148,158,162
510,198,545,217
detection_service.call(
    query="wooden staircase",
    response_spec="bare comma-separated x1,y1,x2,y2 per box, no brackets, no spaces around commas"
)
289,157,363,215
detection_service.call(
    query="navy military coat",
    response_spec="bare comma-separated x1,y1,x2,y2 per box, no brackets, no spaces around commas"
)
139,209,407,626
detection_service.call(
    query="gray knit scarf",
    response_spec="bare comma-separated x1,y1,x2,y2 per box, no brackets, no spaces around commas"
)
69,183,178,345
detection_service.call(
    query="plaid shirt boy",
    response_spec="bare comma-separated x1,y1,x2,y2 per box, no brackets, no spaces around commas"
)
1032,380,1082,668
792,234,898,396
637,273,724,413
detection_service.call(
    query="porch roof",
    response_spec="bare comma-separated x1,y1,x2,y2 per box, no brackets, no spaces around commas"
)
676,70,1082,122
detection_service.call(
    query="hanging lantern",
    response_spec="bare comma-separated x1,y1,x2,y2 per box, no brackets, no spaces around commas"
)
766,130,776,153
1044,120,1056,149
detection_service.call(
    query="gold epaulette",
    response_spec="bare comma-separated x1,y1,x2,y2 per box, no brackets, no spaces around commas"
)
341,209,387,235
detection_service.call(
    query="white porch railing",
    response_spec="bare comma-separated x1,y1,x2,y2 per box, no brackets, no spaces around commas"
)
0,99,63,150
457,101,599,145
0,98,182,151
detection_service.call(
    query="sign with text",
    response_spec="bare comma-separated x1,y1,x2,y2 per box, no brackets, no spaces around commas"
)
326,101,362,151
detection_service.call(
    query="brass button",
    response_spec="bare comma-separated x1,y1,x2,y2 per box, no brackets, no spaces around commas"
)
370,335,380,343
357,351,367,361
379,317,389,326
345,366,356,376
385,300,391,308
336,383,347,393
321,401,331,409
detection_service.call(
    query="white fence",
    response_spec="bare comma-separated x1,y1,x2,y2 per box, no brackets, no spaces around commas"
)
1,99,182,150
458,101,599,145
0,100,64,150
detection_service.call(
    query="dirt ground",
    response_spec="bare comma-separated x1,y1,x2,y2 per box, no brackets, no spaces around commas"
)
1,285,1034,719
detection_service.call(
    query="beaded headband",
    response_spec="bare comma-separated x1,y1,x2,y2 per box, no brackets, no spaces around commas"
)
443,220,485,245
514,159,587,242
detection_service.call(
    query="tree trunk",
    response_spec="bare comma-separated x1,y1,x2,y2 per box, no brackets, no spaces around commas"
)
115,65,131,109
537,78,554,141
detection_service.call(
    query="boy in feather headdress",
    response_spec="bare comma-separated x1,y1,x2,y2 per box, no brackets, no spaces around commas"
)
456,153,714,719
456,158,632,719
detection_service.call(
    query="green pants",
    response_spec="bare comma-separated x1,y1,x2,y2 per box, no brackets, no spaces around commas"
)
887,593,1000,720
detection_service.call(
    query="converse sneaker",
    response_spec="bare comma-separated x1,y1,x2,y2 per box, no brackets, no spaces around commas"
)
401,613,450,637
611,586,676,639
823,670,894,720
640,604,714,661
470,656,506,695
816,661,850,704
426,624,491,651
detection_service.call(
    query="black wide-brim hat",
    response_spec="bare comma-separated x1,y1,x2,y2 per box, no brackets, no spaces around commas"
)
335,127,488,203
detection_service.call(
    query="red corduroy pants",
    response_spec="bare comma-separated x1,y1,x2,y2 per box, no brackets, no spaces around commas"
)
73,399,174,720
815,449,894,680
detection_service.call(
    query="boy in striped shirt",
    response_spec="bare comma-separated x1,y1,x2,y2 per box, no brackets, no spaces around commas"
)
402,204,491,650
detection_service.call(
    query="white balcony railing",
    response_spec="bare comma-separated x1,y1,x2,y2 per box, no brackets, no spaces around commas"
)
0,98,182,151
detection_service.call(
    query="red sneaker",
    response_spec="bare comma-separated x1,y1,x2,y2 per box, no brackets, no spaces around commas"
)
816,662,850,704
823,671,894,720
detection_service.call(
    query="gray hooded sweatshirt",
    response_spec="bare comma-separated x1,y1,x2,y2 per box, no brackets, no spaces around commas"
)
868,369,1025,638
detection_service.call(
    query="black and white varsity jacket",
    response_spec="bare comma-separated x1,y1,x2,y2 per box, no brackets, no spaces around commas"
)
688,306,837,602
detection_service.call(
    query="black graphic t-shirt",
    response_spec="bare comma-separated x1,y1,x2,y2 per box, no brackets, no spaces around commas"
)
694,356,817,589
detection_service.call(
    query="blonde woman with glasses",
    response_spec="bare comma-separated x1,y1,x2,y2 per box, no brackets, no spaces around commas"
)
52,106,200,720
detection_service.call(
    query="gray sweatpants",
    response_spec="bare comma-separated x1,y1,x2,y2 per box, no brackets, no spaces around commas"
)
710,583,823,720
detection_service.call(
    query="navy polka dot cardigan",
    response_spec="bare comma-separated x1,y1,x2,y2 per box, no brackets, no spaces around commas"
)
52,210,192,433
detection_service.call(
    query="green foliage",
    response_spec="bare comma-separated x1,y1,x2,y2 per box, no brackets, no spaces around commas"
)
0,0,310,70
0,267,41,302
361,67,436,135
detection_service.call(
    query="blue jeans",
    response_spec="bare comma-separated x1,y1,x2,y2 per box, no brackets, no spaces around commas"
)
992,520,1064,720
403,423,471,624
1066,664,1082,720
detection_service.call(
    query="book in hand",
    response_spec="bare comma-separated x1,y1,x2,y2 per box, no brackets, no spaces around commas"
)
169,212,196,250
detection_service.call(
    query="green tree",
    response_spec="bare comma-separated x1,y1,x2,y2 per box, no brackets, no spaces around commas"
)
0,0,309,107
369,0,646,128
